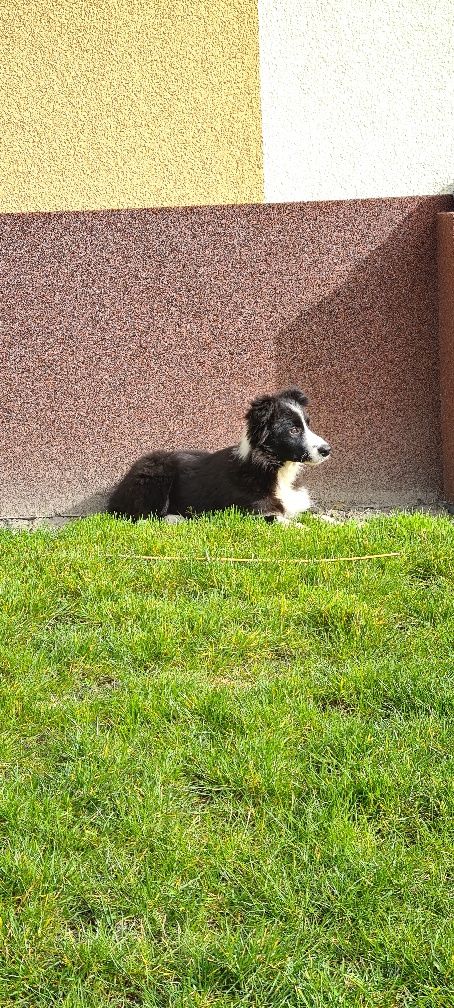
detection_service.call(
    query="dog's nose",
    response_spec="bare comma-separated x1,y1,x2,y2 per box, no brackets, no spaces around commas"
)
318,443,331,457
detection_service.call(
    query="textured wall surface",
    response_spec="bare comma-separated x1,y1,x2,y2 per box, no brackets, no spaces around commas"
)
0,0,263,212
1,5,452,517
4,0,452,216
437,213,454,503
1,195,450,517
259,0,454,202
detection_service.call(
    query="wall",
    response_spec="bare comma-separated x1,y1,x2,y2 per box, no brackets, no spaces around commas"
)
258,0,454,202
4,1,453,213
438,213,454,504
0,0,263,212
1,2,453,516
0,196,450,517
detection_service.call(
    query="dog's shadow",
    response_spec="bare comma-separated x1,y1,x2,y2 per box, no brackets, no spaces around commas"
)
55,487,113,523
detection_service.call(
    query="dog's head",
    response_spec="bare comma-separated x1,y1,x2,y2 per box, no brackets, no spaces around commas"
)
243,387,331,465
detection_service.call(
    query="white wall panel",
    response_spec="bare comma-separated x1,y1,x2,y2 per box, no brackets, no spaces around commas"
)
258,0,454,202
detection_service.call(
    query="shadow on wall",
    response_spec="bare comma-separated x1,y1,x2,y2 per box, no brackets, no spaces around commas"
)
62,487,114,518
438,180,454,195
275,200,442,507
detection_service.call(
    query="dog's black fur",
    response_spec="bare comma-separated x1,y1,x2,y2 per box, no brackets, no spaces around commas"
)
107,388,331,522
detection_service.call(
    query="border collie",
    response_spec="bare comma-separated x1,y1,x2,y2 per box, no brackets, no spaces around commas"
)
107,388,331,524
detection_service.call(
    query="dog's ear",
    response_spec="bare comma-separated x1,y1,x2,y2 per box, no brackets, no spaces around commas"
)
280,387,309,408
246,394,276,446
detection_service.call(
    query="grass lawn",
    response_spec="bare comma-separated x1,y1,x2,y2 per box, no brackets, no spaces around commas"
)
0,511,453,1008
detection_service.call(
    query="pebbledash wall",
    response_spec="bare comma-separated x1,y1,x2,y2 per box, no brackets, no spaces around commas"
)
1,1,453,516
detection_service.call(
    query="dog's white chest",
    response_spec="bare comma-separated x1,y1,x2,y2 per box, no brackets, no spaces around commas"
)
274,462,311,518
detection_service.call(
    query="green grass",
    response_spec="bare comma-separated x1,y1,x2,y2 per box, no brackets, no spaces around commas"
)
0,511,453,1008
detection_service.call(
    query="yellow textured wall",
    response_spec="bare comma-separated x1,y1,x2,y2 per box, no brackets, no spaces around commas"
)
0,0,264,212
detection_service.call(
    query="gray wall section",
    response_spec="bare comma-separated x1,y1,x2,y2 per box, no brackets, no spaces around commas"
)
0,195,451,517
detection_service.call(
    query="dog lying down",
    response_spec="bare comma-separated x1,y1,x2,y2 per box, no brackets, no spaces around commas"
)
108,388,331,525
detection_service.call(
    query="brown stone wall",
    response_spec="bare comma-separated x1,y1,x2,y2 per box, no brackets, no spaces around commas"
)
437,212,454,505
0,195,451,517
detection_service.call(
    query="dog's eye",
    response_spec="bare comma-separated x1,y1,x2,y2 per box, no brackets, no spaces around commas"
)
290,426,300,435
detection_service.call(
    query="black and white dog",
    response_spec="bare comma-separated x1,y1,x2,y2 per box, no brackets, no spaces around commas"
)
108,388,331,524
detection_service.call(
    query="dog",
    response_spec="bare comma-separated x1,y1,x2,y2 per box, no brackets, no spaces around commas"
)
107,388,331,524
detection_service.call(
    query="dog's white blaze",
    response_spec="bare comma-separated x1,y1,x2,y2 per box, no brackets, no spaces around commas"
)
275,461,312,518
286,400,329,464
236,429,251,460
